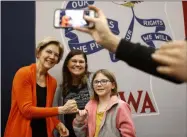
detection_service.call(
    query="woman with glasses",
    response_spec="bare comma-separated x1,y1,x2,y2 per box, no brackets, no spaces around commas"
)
73,69,136,137
53,49,93,137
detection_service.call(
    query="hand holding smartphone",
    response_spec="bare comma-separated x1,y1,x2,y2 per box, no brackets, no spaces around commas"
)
54,9,95,28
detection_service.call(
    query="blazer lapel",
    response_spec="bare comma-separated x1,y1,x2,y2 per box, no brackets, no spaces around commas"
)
31,64,37,106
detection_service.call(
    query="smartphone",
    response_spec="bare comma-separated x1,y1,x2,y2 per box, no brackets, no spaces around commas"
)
54,9,95,28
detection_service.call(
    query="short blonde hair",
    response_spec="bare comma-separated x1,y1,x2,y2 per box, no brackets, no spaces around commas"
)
36,37,64,63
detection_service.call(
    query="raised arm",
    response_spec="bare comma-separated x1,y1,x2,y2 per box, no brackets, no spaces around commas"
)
13,68,78,119
73,109,88,137
115,39,183,84
74,5,183,84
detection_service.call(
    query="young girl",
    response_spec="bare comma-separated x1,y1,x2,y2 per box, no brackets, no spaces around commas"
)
73,69,136,137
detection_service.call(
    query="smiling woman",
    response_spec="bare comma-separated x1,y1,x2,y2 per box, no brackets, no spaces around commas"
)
4,37,79,137
53,49,93,137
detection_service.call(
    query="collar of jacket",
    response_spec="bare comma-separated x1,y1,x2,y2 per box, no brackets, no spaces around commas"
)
89,95,119,111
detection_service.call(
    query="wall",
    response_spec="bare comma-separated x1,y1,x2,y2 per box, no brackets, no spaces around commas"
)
36,1,187,137
1,1,187,137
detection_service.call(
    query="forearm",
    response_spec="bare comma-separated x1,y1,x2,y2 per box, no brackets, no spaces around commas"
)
105,33,121,53
19,104,67,119
19,106,59,119
115,39,183,84
73,118,87,137
73,118,86,127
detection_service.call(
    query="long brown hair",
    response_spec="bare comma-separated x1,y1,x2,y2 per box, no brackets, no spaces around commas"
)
62,50,90,97
91,69,118,101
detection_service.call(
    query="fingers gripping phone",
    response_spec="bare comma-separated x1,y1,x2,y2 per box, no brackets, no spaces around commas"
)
54,9,95,28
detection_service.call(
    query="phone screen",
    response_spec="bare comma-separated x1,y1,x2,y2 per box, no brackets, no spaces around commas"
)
54,9,91,28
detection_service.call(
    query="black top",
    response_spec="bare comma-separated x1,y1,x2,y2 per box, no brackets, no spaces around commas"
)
30,84,47,137
63,85,90,137
115,39,183,84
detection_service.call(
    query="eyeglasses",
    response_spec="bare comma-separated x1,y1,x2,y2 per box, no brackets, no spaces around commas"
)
93,79,111,86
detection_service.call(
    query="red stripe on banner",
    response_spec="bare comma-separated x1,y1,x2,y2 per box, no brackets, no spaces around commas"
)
182,1,187,38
